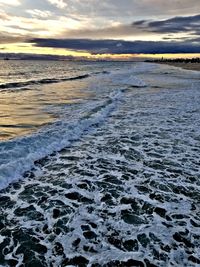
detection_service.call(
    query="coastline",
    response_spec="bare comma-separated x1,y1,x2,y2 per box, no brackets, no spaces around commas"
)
156,62,200,71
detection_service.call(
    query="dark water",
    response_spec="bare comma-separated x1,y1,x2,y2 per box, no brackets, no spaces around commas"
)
0,61,200,266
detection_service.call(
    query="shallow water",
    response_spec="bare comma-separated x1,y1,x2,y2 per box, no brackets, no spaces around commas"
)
0,60,115,140
0,61,200,266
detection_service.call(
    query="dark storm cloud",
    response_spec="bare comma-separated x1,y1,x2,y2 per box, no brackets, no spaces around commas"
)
133,20,147,26
30,38,200,54
133,14,200,34
189,37,200,42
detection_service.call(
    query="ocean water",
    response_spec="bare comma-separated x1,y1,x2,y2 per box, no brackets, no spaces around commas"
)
0,60,200,267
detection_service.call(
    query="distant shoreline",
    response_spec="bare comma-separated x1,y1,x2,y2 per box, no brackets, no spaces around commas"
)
156,62,200,72
146,58,200,72
1,58,200,71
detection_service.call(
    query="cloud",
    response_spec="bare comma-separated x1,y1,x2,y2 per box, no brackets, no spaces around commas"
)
47,0,67,9
30,38,200,54
59,14,200,41
0,0,20,6
45,0,200,19
1,12,199,46
49,0,200,20
133,14,200,35
190,37,200,43
0,34,26,44
0,10,10,20
26,9,52,18
132,0,200,15
0,10,85,39
62,23,144,39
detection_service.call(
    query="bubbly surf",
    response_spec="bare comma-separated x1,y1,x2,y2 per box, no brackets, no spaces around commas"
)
0,61,199,267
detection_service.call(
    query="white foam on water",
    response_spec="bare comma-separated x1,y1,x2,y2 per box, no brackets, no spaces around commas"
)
122,75,147,87
0,62,200,267
0,89,123,190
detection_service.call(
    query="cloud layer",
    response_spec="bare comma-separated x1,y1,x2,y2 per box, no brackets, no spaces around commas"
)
0,0,20,6
133,14,200,35
0,0,199,56
47,0,67,9
60,14,200,41
30,38,200,54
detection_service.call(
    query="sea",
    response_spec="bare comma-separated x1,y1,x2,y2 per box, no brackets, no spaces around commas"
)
0,60,199,267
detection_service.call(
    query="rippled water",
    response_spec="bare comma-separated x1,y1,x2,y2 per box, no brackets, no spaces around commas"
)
0,60,117,140
0,61,200,267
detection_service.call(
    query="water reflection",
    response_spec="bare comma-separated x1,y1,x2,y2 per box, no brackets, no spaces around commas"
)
0,79,92,140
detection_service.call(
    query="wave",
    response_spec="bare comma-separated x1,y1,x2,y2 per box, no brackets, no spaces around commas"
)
109,70,147,88
0,89,123,190
0,74,90,91
0,70,111,91
122,76,147,87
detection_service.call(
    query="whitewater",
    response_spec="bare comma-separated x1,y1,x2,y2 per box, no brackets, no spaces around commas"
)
0,61,199,267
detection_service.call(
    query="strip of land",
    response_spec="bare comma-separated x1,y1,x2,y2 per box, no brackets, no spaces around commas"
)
158,62,200,71
146,58,200,72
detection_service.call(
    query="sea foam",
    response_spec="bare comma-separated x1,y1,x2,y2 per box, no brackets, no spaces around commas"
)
0,89,123,190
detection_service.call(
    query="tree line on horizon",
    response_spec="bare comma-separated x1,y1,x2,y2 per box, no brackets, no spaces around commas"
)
146,58,200,63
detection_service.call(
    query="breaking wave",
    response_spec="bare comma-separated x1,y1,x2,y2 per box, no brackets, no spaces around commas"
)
0,89,123,190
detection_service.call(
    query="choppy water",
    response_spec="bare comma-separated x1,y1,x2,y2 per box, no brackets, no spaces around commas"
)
0,60,200,267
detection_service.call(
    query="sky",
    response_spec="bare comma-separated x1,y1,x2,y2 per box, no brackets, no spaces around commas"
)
0,0,200,60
